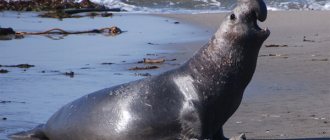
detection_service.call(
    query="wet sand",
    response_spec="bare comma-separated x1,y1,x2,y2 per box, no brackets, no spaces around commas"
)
165,11,330,139
0,11,208,139
1,11,329,139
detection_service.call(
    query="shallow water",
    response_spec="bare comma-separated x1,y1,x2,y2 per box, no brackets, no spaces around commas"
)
0,11,208,139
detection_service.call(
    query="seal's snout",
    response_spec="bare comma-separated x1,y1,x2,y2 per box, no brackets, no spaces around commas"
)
234,0,270,38
253,0,267,22
238,0,268,22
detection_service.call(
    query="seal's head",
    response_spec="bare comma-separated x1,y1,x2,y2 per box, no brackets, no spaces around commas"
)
217,0,270,48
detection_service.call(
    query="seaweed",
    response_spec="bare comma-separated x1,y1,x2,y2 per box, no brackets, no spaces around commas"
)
129,66,159,70
265,44,288,48
1,26,122,40
17,26,122,36
134,73,152,77
0,64,35,68
101,62,115,65
138,58,165,64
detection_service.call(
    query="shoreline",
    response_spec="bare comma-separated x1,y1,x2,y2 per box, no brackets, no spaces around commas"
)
0,12,208,139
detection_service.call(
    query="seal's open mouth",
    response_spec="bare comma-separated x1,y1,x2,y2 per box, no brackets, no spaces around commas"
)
248,0,270,37
253,20,269,35
250,10,270,37
232,0,270,38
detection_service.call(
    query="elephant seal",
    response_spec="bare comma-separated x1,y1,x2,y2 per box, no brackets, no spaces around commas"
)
10,0,270,139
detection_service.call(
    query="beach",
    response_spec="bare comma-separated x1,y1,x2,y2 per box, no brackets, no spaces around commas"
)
165,11,330,139
1,10,330,139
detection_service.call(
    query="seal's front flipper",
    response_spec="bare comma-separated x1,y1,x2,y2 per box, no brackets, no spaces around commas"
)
229,133,246,140
9,124,49,140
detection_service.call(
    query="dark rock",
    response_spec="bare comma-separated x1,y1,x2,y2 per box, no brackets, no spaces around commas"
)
15,64,35,68
0,69,9,74
101,62,114,65
0,101,12,103
0,28,16,36
0,0,106,12
64,71,74,78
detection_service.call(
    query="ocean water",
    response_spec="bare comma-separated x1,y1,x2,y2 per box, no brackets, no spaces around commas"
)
80,0,330,12
0,12,208,139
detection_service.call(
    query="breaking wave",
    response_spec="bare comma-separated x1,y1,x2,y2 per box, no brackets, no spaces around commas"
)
67,0,330,12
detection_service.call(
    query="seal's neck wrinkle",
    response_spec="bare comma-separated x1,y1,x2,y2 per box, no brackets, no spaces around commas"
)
185,32,259,97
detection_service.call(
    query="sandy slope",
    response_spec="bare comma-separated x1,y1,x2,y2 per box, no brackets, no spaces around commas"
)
164,11,330,139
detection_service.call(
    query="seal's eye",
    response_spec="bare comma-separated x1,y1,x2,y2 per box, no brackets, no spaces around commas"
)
230,14,236,20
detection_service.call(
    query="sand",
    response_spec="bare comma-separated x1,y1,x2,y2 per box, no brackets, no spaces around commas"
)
164,11,330,139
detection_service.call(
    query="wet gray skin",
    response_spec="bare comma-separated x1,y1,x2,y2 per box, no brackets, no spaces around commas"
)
10,0,270,140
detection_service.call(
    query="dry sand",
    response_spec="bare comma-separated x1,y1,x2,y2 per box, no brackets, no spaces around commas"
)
164,11,330,139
